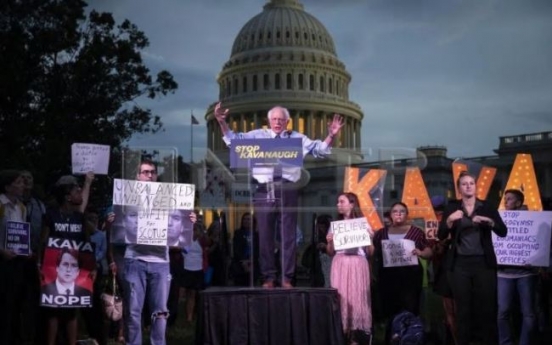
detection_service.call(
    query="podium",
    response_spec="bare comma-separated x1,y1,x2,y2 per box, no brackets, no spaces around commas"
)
230,138,304,286
196,287,345,345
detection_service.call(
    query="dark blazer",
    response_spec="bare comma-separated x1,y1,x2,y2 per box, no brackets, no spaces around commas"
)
42,281,90,298
438,199,507,270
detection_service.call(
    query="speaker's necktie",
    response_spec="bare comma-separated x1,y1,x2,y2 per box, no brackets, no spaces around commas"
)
274,134,282,179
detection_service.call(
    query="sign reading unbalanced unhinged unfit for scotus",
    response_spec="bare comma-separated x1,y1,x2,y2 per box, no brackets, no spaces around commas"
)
330,218,372,251
492,211,552,267
112,179,195,246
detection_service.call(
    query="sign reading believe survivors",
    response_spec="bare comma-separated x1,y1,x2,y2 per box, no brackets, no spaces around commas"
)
492,211,552,267
330,217,372,251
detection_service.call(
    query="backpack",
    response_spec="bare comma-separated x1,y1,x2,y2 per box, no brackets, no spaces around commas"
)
391,310,425,345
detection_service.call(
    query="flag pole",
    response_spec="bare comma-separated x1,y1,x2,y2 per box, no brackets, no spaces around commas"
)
190,110,194,163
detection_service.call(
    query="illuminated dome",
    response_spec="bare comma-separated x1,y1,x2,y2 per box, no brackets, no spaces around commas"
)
206,0,364,164
231,0,336,56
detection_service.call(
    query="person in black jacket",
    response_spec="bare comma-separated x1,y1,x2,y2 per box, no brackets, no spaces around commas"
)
438,171,507,345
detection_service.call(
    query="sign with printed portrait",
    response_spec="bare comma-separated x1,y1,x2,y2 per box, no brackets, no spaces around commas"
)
40,237,96,308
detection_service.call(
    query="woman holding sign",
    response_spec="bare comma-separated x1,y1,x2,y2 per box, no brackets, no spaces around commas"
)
438,171,507,345
372,201,432,344
326,192,373,345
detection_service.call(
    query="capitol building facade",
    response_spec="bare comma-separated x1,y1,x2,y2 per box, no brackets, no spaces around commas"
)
199,0,552,233
203,0,365,231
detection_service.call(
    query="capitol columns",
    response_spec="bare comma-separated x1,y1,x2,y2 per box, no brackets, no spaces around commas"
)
253,112,259,129
292,110,299,131
305,111,313,137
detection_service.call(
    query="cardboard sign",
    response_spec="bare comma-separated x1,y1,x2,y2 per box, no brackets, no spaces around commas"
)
113,179,195,210
112,179,195,246
40,237,95,308
5,221,30,256
71,143,110,175
493,211,552,267
381,239,417,267
330,218,372,250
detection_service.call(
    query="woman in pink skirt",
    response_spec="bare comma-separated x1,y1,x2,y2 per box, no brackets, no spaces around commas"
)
326,192,373,345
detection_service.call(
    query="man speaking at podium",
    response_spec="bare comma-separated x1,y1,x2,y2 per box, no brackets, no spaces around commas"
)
214,103,343,288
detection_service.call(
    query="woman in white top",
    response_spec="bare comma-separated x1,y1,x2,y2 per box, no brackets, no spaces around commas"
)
326,192,373,345
180,222,210,323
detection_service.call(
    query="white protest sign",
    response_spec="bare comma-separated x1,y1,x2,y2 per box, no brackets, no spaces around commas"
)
330,218,372,251
381,239,417,267
112,179,195,209
492,210,552,267
112,179,195,246
71,143,110,175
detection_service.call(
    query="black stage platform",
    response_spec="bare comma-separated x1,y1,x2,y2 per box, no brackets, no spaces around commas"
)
196,286,345,345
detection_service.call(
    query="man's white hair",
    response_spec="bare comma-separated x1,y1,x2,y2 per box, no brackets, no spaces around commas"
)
267,106,290,121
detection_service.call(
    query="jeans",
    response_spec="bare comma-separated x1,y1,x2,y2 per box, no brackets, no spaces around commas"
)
124,258,171,345
497,275,537,345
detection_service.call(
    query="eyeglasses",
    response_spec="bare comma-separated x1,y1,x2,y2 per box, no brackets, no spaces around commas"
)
270,117,287,123
140,170,157,176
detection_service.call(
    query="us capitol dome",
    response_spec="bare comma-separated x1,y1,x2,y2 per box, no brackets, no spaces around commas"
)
205,0,364,166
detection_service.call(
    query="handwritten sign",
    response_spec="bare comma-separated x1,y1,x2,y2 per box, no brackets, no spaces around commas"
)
5,221,30,256
381,239,417,267
330,218,372,251
492,211,552,267
71,143,110,175
113,179,195,209
112,179,195,246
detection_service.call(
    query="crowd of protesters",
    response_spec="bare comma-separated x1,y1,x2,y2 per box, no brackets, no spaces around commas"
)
1,164,552,345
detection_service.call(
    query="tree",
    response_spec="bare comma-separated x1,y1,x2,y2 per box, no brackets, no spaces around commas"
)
0,0,178,186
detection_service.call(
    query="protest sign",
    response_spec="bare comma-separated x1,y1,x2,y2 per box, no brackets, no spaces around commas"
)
381,239,417,267
5,221,30,256
112,179,195,209
112,179,195,246
71,143,110,175
40,237,95,308
492,210,552,267
330,217,372,251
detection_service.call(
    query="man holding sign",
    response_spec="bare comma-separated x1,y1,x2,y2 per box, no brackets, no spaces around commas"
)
326,192,373,344
497,189,538,345
214,102,344,288
111,159,197,345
